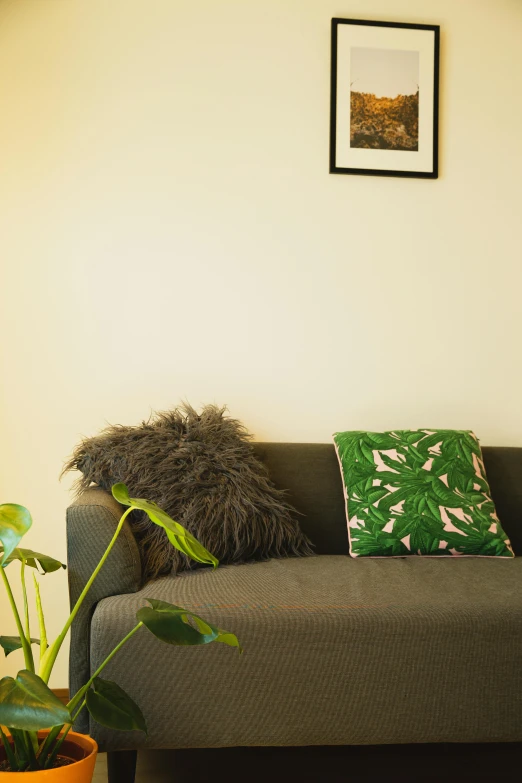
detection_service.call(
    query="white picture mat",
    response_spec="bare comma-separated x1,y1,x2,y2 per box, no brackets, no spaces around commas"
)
335,24,435,172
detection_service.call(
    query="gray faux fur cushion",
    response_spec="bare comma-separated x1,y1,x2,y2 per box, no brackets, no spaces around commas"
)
63,404,313,579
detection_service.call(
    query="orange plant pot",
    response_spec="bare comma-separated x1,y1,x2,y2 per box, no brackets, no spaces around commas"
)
0,731,97,781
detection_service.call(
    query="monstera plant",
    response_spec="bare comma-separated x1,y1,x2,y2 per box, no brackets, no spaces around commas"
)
0,484,240,776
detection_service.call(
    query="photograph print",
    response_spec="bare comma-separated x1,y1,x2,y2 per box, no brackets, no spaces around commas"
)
330,19,439,178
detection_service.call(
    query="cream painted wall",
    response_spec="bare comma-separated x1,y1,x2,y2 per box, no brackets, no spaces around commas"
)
0,0,521,686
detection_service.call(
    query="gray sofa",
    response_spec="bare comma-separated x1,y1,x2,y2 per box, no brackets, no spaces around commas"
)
67,443,522,783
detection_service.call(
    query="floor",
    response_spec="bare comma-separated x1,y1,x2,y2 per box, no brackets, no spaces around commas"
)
93,754,108,782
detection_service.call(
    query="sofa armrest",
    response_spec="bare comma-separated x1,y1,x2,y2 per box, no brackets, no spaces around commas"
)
67,487,142,731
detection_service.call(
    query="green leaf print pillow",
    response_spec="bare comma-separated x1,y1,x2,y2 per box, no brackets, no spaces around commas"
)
333,430,514,559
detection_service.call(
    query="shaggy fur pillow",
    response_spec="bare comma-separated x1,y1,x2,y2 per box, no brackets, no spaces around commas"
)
64,404,313,579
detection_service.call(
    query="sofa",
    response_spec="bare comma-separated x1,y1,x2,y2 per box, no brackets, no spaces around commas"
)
67,443,522,783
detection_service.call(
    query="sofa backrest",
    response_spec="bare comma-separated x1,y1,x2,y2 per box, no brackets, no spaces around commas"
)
253,443,522,556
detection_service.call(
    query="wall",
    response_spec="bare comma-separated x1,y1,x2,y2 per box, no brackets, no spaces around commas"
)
0,0,521,686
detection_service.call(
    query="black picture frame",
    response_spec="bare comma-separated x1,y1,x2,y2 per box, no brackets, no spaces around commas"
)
330,18,440,179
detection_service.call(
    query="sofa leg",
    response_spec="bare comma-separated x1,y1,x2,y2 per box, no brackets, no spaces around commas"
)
107,750,137,783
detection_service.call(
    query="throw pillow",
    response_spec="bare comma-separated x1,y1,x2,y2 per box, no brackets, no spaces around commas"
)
64,404,313,579
333,429,514,558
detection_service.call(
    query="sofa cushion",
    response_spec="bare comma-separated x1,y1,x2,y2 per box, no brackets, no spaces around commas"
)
63,405,313,579
333,430,514,558
89,556,522,751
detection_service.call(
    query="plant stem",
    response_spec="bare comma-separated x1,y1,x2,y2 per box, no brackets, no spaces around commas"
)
28,731,39,754
24,730,39,771
43,699,87,770
0,725,18,772
0,566,34,672
10,728,29,769
43,723,73,770
33,573,47,662
21,559,30,640
40,621,143,768
72,698,86,723
39,506,134,682
68,621,143,713
36,725,62,767
37,695,86,767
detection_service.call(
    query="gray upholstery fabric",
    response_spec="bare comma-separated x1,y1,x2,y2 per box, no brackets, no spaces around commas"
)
252,443,348,555
66,444,522,748
252,444,522,557
67,487,142,733
89,556,522,750
481,447,522,554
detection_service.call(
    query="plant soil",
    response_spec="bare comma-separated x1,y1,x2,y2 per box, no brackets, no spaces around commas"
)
0,756,75,771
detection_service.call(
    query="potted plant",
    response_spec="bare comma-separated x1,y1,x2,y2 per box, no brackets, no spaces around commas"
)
0,484,241,779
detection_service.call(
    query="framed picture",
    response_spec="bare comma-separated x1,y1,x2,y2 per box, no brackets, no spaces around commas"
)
330,18,440,179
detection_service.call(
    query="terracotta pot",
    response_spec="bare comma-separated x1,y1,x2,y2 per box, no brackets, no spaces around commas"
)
0,731,97,781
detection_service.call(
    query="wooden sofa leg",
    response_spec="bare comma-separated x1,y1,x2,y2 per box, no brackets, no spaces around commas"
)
107,750,137,783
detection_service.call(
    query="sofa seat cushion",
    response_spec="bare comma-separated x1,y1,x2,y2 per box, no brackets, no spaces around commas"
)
89,556,522,751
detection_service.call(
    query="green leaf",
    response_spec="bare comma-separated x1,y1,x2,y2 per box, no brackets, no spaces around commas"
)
112,483,218,568
430,481,465,506
426,497,442,521
366,487,389,504
456,439,474,467
0,724,19,771
214,632,243,650
402,431,427,445
444,510,478,537
366,432,403,449
137,598,242,652
111,483,133,505
366,504,389,525
377,487,411,512
86,677,147,733
0,636,40,657
0,670,71,730
2,548,66,574
359,441,375,465
0,505,32,567
378,453,411,474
